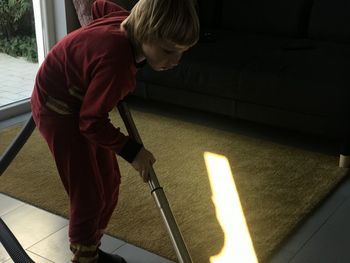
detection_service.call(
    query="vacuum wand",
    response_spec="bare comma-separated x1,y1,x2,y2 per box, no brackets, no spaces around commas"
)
117,101,192,263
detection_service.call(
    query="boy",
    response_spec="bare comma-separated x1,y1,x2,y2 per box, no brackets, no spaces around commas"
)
30,0,199,262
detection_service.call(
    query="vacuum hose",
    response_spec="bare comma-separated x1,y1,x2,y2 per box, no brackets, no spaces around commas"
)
0,114,36,263
0,115,36,176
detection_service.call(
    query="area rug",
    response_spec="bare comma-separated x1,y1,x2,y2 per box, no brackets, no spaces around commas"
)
0,105,348,262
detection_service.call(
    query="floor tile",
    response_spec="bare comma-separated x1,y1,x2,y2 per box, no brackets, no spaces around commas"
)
100,234,126,253
27,226,71,263
28,226,125,263
269,191,347,261
268,248,296,263
1,204,68,250
0,193,25,216
0,245,9,262
3,250,53,263
289,195,350,263
331,174,350,198
268,178,350,262
114,244,175,263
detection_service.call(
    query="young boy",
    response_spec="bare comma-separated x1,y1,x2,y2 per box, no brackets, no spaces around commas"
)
30,0,199,262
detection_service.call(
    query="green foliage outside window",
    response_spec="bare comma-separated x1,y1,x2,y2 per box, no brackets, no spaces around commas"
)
0,36,37,62
0,0,38,62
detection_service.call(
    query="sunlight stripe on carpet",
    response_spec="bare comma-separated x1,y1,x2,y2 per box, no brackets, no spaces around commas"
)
204,152,258,263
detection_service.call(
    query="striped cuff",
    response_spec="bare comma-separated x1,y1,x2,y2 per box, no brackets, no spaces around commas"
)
119,138,143,163
70,243,99,263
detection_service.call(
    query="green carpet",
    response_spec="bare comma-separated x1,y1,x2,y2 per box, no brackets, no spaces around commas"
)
0,106,348,262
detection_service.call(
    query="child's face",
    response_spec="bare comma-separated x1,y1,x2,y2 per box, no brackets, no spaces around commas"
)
141,40,189,71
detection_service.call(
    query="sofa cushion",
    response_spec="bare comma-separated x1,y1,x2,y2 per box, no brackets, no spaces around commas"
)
221,0,313,37
235,101,347,138
144,83,237,117
197,0,218,29
136,30,295,99
136,56,240,100
308,0,350,43
237,40,350,118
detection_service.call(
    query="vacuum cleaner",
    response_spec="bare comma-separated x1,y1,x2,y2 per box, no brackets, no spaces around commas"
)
0,100,192,263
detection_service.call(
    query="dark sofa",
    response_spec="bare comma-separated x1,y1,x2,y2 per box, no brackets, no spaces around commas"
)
131,0,350,166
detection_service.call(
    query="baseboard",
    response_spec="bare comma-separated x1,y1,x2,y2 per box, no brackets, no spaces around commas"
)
0,100,31,122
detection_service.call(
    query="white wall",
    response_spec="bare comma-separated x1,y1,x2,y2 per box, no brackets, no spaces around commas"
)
44,0,81,47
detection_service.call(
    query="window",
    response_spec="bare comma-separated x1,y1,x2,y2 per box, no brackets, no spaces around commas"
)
0,0,54,120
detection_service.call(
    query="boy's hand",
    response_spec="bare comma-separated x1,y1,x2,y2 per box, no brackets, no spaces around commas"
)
131,147,156,182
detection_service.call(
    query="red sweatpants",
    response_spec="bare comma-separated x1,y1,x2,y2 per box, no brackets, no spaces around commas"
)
32,109,121,246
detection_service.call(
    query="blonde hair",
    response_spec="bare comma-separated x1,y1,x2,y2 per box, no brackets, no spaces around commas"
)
122,0,200,47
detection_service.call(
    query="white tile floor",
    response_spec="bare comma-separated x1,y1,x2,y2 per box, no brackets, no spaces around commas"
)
0,53,38,108
0,192,174,262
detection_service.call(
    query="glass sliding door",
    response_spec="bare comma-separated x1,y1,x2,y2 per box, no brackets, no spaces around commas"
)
0,0,49,119
0,0,39,107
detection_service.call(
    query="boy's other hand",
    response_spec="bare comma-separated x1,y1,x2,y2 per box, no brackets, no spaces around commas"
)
131,147,156,182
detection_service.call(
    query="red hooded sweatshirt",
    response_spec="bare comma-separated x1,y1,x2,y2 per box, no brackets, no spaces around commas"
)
31,0,142,162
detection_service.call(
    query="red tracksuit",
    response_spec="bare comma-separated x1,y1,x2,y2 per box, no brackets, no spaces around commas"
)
31,1,142,246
